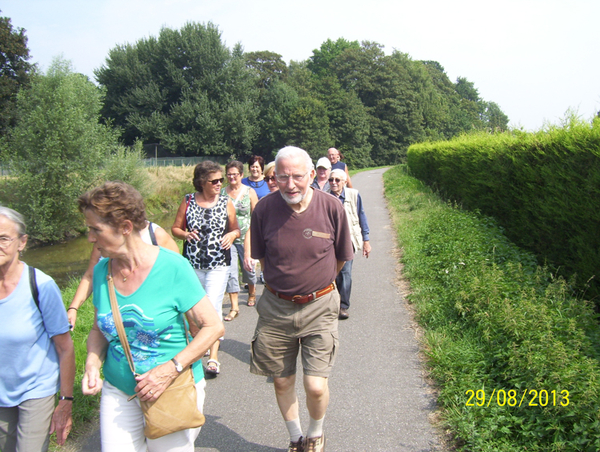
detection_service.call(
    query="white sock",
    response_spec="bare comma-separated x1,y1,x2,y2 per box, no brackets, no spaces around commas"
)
286,418,303,442
306,415,325,439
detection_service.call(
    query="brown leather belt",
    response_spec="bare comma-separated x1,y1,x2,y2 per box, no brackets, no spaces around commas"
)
265,283,336,304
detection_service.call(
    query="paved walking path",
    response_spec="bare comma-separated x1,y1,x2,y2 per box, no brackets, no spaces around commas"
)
71,168,442,452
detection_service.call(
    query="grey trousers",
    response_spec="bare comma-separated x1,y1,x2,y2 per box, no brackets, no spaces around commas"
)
0,394,55,452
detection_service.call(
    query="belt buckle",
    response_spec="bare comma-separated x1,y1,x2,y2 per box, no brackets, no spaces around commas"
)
291,294,305,303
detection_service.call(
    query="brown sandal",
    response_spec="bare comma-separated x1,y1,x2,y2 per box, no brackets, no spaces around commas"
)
224,309,239,321
247,295,256,307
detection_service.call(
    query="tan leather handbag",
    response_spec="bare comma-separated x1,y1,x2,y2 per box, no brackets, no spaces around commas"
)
107,260,205,439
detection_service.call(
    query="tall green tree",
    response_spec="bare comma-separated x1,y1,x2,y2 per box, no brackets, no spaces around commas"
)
245,50,288,88
253,79,299,158
96,22,260,157
314,75,372,167
307,38,360,78
332,43,427,164
421,61,465,138
481,101,509,131
0,13,33,136
286,96,331,160
454,76,485,130
5,58,133,242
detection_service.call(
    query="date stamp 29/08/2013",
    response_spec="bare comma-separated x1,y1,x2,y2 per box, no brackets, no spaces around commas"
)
465,389,570,407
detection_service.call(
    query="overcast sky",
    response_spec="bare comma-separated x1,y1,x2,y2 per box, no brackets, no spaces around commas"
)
2,0,598,131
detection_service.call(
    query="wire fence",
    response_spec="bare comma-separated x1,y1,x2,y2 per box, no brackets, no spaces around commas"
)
0,155,230,175
142,156,229,167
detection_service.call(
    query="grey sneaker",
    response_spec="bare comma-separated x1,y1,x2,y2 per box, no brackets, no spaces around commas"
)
287,436,304,452
304,434,326,452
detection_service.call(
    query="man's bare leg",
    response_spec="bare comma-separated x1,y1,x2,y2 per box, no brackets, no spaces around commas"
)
274,375,299,420
304,375,329,420
274,375,304,446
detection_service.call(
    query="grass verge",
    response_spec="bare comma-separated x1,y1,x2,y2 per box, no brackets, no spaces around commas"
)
384,165,600,451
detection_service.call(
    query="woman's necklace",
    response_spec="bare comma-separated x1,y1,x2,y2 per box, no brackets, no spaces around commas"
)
250,177,265,187
119,262,140,282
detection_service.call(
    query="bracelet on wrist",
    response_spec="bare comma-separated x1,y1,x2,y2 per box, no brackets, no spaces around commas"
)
58,395,74,401
67,307,78,311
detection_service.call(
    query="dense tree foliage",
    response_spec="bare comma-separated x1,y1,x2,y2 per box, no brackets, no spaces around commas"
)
0,13,33,136
96,22,510,165
96,22,259,158
245,50,288,88
4,58,144,242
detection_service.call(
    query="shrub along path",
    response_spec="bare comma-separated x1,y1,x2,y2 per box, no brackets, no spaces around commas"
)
69,168,443,451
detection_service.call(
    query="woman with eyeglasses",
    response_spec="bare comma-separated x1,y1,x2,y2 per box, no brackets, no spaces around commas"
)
222,161,259,318
263,162,279,193
172,161,240,376
241,155,270,199
0,207,75,451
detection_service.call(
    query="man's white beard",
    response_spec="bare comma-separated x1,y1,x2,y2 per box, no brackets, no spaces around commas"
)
280,190,306,205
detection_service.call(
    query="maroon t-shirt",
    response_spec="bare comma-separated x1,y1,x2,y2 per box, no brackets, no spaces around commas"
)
251,188,354,296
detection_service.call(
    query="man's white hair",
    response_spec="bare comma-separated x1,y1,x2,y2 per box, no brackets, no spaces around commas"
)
330,168,347,181
275,146,314,172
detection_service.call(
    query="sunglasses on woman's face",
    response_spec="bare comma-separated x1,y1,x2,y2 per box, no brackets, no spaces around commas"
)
208,178,224,185
328,177,344,183
264,176,276,182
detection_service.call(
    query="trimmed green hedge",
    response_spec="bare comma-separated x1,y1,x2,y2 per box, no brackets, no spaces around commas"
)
406,117,600,299
384,166,600,451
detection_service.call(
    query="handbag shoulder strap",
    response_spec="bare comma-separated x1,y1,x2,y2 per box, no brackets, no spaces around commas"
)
106,260,191,377
107,260,137,376
182,194,192,232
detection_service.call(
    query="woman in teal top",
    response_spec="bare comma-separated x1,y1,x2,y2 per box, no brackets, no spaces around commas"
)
79,181,224,452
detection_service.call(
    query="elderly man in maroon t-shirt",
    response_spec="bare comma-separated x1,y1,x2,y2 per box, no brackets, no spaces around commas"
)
250,146,354,452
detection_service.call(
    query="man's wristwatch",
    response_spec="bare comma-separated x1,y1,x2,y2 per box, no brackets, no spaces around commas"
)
171,357,183,373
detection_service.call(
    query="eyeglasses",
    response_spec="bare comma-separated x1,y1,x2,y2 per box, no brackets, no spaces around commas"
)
226,173,240,178
0,236,18,249
328,177,344,183
264,176,276,182
276,172,309,183
208,178,224,185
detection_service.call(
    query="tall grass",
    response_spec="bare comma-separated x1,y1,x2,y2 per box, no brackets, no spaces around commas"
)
384,165,600,451
142,165,195,215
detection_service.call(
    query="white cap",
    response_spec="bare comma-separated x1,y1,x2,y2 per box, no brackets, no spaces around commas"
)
316,157,332,169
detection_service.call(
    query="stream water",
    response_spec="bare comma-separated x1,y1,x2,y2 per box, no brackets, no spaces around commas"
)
22,211,177,289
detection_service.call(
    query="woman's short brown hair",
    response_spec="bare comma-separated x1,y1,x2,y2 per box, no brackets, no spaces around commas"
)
78,181,147,231
193,161,223,192
247,155,264,171
226,160,244,176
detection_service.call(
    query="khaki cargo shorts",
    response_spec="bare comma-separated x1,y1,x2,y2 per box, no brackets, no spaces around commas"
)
250,288,340,378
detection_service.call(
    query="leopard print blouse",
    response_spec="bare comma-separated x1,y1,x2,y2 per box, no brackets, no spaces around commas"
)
182,192,231,270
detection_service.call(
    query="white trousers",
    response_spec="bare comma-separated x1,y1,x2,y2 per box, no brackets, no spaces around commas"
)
194,266,229,319
100,379,206,452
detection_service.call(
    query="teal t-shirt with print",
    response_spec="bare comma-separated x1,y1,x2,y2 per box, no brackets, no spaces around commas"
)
93,248,207,396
